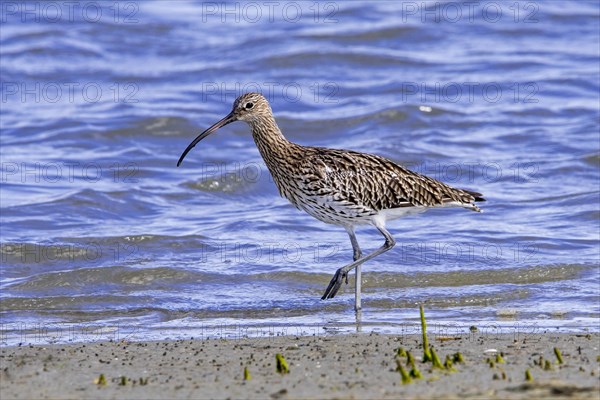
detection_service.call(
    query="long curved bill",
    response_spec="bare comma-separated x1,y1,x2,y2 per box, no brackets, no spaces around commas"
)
177,112,236,167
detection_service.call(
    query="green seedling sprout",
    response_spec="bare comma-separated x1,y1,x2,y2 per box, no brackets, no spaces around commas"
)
444,355,457,372
453,352,464,363
420,305,432,362
535,355,544,366
409,366,423,379
404,351,422,378
276,353,289,374
430,346,444,369
95,374,107,386
406,351,415,367
554,347,564,364
244,366,251,380
396,358,412,384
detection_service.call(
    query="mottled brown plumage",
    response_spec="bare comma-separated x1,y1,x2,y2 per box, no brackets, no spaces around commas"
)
178,93,485,310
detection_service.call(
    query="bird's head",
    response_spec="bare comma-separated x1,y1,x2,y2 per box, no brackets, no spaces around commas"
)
177,92,270,166
231,92,271,123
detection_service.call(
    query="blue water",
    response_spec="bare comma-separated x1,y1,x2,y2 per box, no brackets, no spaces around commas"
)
1,1,599,345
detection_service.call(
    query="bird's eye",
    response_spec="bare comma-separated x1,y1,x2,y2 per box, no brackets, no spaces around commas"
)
245,102,254,109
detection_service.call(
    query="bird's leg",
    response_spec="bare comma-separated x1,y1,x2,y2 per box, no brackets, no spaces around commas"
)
322,225,395,302
347,227,363,262
346,227,363,311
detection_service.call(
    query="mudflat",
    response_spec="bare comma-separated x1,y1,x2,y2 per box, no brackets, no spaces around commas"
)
1,331,598,399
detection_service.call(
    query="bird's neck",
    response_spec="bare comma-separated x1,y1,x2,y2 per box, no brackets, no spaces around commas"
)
249,115,299,167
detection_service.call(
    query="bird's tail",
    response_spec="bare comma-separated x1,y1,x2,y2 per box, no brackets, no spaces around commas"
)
463,189,485,202
459,189,485,212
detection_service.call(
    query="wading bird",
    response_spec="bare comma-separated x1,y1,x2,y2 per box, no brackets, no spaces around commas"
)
178,93,484,311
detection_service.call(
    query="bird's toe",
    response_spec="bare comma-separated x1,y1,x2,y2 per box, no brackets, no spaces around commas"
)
321,269,347,300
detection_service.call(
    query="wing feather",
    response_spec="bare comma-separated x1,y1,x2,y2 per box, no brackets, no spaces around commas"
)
296,148,482,212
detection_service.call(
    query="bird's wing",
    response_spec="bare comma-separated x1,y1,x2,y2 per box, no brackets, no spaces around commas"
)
298,148,479,211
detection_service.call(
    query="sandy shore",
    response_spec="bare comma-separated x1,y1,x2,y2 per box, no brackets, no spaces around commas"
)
1,331,598,399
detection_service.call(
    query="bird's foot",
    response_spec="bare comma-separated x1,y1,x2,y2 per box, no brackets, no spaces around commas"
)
321,268,348,300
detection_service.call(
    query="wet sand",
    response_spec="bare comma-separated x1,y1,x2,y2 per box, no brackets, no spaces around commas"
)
1,331,598,399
